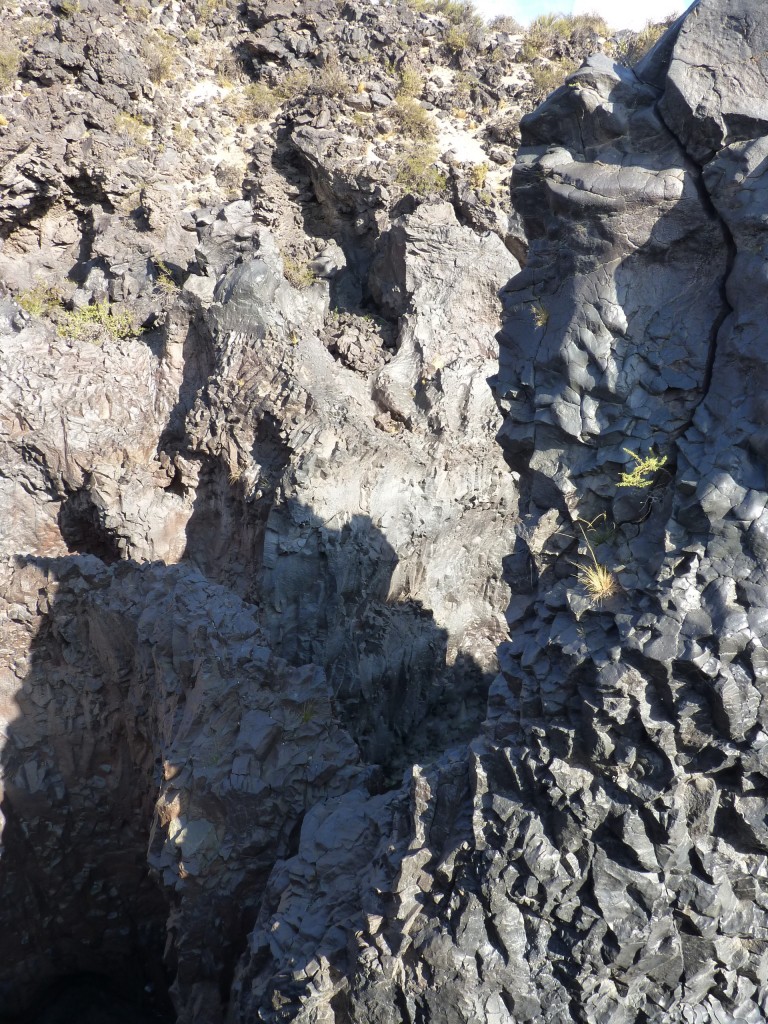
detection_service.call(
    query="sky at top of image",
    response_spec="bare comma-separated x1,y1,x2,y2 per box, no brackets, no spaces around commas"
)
474,0,689,31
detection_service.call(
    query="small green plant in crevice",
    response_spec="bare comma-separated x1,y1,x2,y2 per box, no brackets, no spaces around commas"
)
582,512,615,548
153,258,177,294
17,281,61,317
531,301,549,328
617,448,668,488
282,254,316,290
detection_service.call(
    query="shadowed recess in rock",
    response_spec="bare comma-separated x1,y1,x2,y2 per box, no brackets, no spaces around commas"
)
0,487,493,1021
0,973,173,1024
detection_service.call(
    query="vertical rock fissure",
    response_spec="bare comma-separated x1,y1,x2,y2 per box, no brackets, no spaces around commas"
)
651,95,737,427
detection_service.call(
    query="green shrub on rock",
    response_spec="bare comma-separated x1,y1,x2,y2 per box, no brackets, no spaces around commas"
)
18,285,139,344
0,49,20,91
390,97,437,141
58,302,139,343
243,82,278,120
395,147,447,198
315,56,349,98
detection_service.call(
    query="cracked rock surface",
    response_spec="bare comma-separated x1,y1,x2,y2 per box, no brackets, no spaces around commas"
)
2,0,768,1023
230,4,768,1023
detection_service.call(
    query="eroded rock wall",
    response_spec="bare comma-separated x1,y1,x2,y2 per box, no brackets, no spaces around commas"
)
2,1,768,1023
0,0,522,1018
228,4,768,1024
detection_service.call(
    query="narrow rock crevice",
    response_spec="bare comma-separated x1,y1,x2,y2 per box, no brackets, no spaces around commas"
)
650,98,738,429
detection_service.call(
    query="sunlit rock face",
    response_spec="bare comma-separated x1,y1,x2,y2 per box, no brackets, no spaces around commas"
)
0,0,518,1016
232,5,768,1023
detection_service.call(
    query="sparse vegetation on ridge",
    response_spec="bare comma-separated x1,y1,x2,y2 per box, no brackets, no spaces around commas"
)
0,49,20,91
488,14,522,33
617,448,668,488
17,285,139,343
520,11,610,61
613,16,679,65
394,147,448,198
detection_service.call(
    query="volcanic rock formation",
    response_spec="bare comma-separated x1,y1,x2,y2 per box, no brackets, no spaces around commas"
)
2,0,768,1023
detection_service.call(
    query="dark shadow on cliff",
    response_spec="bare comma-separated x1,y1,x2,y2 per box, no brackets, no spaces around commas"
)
176,411,291,604
0,480,494,1018
3,974,171,1024
179,465,495,780
157,308,217,460
0,556,175,1022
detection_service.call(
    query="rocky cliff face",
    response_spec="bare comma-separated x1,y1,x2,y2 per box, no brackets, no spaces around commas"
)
2,0,767,1022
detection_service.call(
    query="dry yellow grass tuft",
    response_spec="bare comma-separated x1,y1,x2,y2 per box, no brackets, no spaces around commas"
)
572,516,620,606
576,560,620,605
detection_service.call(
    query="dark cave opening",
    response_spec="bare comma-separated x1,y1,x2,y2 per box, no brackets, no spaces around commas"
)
57,489,122,562
0,790,175,1022
1,972,175,1024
